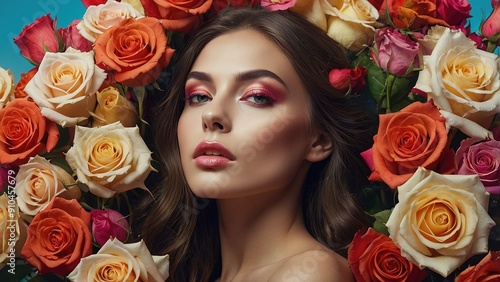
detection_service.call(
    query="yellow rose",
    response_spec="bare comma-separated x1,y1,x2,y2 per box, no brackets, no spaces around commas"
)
91,86,138,128
415,28,500,139
290,0,328,31
0,194,19,268
67,238,169,282
0,68,14,108
321,0,382,50
386,167,496,277
77,0,142,42
65,122,155,198
24,48,107,127
15,155,78,216
122,0,145,16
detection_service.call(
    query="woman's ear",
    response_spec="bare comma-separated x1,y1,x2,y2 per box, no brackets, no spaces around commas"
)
306,131,333,162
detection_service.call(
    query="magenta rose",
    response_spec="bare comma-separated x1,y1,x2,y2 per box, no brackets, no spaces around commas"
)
58,20,92,52
456,131,500,194
328,66,367,94
90,209,130,246
261,0,296,11
14,14,62,65
370,27,419,77
436,0,471,27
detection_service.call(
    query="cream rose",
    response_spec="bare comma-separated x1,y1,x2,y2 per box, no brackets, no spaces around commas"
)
0,68,14,108
321,0,382,50
77,0,142,43
415,28,500,139
65,122,155,198
24,47,107,127
416,25,448,56
67,238,169,282
91,86,138,128
0,194,19,268
15,155,78,216
290,0,327,31
386,167,496,277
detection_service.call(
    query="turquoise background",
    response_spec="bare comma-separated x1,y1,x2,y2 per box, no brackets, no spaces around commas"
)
0,0,495,80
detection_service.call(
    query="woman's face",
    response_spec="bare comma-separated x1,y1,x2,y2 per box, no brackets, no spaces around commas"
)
177,29,322,199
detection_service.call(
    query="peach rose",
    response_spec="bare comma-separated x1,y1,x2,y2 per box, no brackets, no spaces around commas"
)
0,67,14,108
0,98,59,166
65,122,155,198
68,238,169,282
456,251,500,282
24,48,107,127
386,167,496,277
0,194,20,269
21,197,92,276
91,86,138,127
140,0,212,33
290,0,327,31
15,155,77,216
77,0,142,43
366,101,456,189
415,28,500,140
94,17,175,87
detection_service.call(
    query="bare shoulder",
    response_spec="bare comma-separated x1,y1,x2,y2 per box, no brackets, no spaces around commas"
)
270,248,354,282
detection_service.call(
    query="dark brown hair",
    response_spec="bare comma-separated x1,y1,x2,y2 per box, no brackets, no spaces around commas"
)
135,6,375,282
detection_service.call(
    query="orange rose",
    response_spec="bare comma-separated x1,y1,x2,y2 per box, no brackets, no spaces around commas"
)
21,198,92,276
14,67,37,99
140,0,213,33
368,101,455,188
0,98,59,166
456,252,500,282
378,0,449,30
348,228,427,282
94,17,175,87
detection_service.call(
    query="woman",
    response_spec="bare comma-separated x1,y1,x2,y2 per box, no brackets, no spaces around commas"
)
135,7,375,281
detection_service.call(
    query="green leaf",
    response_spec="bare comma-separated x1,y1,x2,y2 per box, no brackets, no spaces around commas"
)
371,209,393,235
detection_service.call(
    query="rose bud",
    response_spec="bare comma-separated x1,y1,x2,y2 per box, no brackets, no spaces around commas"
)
90,209,130,246
58,20,92,52
482,0,500,46
328,66,366,94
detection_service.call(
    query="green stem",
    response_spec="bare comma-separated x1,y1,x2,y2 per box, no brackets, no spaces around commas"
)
385,74,396,113
486,40,498,53
133,86,147,136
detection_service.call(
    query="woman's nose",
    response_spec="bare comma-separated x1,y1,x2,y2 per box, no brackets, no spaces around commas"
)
201,98,231,133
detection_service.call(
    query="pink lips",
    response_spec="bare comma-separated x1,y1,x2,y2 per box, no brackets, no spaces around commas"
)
193,141,235,169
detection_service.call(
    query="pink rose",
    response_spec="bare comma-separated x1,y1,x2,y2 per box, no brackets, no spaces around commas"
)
328,66,367,94
436,0,471,27
90,209,130,246
482,0,500,45
261,0,296,11
370,27,419,77
58,20,92,52
212,0,260,12
468,33,488,51
14,14,61,65
456,133,500,194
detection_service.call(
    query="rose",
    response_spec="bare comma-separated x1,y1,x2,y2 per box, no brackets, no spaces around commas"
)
13,67,37,99
0,164,17,193
415,25,448,56
212,0,260,12
482,0,500,45
58,20,92,52
77,0,142,43
378,0,449,30
0,98,60,165
261,0,296,11
0,194,19,268
91,86,138,127
321,0,382,50
348,228,427,282
13,14,62,65
414,28,500,140
386,167,496,277
65,122,155,198
68,238,169,282
140,0,212,33
363,101,455,189
328,66,366,93
15,155,77,216
468,33,488,51
90,209,130,246
21,197,92,276
456,251,500,282
94,17,175,87
290,0,327,31
436,0,471,27
370,27,419,76
24,47,107,127
0,68,14,108
456,134,500,194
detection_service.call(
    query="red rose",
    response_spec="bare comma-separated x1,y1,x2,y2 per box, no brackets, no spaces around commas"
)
378,0,449,30
0,98,59,165
436,0,471,27
328,66,366,93
456,252,500,282
58,20,92,52
21,198,93,276
81,0,106,7
348,228,427,282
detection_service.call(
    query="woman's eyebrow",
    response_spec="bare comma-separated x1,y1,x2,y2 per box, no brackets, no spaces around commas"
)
186,71,213,83
186,69,288,89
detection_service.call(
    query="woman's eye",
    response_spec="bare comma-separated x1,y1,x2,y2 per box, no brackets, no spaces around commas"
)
242,91,275,106
187,93,211,104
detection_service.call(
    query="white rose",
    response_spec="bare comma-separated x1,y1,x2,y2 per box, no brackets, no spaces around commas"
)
91,86,138,128
386,167,495,277
24,47,107,127
290,0,328,31
415,28,500,139
67,238,169,282
77,0,142,43
15,155,77,216
0,68,14,108
416,25,448,56
0,194,19,268
321,0,382,50
65,122,155,198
